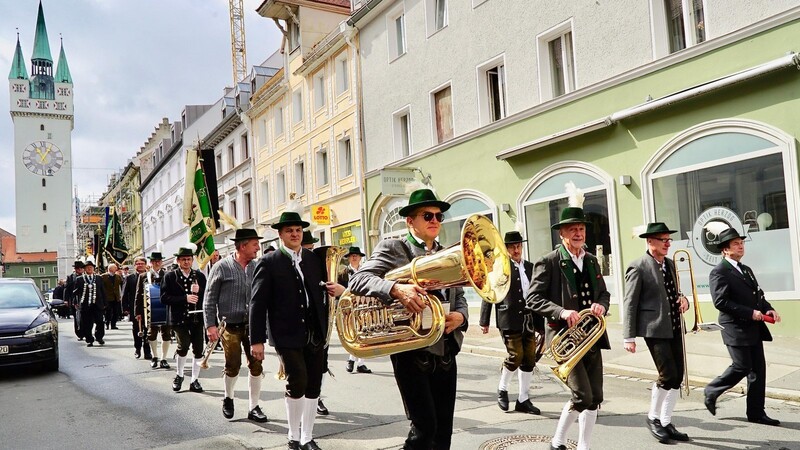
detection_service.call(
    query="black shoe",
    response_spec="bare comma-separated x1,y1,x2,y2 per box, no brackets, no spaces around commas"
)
222,397,234,419
301,440,322,450
97,339,105,345
151,358,159,369
356,365,372,374
172,375,184,392
77,337,84,341
287,441,301,450
748,415,780,426
134,350,141,359
346,360,354,373
704,393,717,416
86,342,94,347
317,398,329,416
663,423,690,441
514,399,541,415
159,359,170,369
497,389,509,411
647,417,671,443
189,380,203,393
106,324,110,330
248,405,269,423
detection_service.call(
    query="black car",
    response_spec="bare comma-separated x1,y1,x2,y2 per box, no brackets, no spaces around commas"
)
0,278,59,371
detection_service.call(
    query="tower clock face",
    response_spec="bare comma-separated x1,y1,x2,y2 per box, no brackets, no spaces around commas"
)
22,141,64,176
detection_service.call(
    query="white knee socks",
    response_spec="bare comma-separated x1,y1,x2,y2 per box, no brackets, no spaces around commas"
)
578,409,597,450
176,355,187,376
285,397,304,442
161,340,170,361
300,397,317,445
498,367,515,392
649,383,668,421
223,374,237,399
149,340,158,358
660,388,680,426
518,370,532,402
191,357,201,382
552,402,579,447
249,374,263,411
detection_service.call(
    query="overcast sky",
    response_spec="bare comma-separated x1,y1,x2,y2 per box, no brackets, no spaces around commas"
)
0,0,282,235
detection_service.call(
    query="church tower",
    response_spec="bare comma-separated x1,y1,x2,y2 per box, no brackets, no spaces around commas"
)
9,1,74,255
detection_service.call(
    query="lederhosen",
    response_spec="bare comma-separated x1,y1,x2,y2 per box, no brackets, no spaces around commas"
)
644,257,685,390
167,269,205,359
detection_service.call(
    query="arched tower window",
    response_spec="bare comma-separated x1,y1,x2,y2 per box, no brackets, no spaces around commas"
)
40,124,45,131
42,203,47,211
43,225,48,233
42,178,46,187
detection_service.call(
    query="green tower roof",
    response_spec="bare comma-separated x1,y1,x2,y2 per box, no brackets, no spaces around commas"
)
8,36,29,80
55,40,72,83
31,1,53,62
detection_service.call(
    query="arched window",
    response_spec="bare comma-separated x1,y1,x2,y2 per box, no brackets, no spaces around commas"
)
40,124,45,131
43,225,48,233
42,178,46,187
644,119,800,297
440,193,494,247
380,204,407,240
42,203,47,211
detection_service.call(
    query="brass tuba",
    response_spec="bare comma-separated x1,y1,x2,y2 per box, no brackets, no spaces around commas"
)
336,214,510,359
312,245,348,346
546,309,606,384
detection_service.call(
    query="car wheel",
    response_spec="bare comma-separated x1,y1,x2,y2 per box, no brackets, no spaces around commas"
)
43,357,59,372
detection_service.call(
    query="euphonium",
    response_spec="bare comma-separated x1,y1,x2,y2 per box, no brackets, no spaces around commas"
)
546,309,606,384
311,245,349,346
336,214,510,359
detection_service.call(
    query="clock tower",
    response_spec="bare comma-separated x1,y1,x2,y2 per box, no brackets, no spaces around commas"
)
9,1,74,255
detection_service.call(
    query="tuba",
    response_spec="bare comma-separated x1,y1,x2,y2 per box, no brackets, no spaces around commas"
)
546,309,606,384
311,245,348,346
336,214,510,359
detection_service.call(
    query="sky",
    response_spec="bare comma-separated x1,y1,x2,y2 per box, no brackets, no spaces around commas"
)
0,0,283,234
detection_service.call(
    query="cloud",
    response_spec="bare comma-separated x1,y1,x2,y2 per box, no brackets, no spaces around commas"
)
0,0,282,235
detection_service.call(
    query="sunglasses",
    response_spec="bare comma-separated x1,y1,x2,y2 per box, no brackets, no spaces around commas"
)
416,212,445,222
651,237,673,243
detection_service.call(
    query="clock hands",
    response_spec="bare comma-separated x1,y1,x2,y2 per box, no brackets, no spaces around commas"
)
40,145,52,163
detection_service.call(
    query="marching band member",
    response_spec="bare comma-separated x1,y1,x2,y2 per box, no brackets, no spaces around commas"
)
135,250,171,369
348,189,469,450
65,259,85,341
526,183,610,450
337,246,372,375
622,223,690,443
204,228,268,422
250,211,342,450
480,230,542,415
161,244,207,393
74,255,107,347
123,257,151,359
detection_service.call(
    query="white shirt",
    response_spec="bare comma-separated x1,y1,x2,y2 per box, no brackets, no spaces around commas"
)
567,247,586,272
512,258,530,297
282,244,309,306
725,256,743,274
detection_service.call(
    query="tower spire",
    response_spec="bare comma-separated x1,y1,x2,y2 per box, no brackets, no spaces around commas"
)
29,0,55,99
8,31,29,80
31,0,53,63
55,35,72,84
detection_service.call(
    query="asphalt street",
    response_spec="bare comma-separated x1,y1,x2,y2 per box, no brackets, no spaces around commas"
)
1,318,798,450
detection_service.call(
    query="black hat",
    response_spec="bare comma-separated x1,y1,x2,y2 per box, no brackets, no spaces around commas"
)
301,231,319,245
551,207,592,230
83,255,96,267
73,260,85,269
149,252,164,261
639,222,678,238
398,189,451,217
174,247,195,257
345,246,365,257
504,231,526,244
716,227,746,250
271,211,310,230
231,228,262,242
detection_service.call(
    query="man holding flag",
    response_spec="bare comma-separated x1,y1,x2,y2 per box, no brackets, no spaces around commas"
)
183,146,217,269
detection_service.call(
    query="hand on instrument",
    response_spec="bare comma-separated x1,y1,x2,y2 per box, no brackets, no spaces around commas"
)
251,343,265,361
135,314,141,321
444,312,465,334
186,294,199,304
391,283,427,314
624,341,636,353
766,310,781,323
752,309,765,321
590,303,606,317
677,295,689,314
207,326,219,342
325,281,345,297
480,325,489,334
561,309,580,328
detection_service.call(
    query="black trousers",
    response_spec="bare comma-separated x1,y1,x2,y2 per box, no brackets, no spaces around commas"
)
645,334,685,390
705,343,767,419
566,345,604,412
147,324,171,343
73,306,83,339
391,350,458,450
173,321,205,359
276,343,326,399
105,301,121,327
501,329,539,372
131,317,151,356
80,304,105,344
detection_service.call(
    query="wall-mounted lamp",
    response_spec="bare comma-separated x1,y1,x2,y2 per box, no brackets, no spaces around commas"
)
619,175,632,187
501,203,511,213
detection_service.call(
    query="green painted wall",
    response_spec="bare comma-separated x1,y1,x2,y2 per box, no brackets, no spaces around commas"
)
4,262,58,293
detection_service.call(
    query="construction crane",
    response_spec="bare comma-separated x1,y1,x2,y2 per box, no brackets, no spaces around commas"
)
229,0,248,84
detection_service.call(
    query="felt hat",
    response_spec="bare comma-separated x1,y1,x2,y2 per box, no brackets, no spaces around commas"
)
345,246,366,257
398,189,451,217
503,231,526,244
301,231,319,245
231,228,262,242
271,211,310,230
716,227,746,250
638,222,678,238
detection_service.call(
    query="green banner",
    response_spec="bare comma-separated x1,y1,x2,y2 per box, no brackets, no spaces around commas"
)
184,149,216,268
104,208,129,266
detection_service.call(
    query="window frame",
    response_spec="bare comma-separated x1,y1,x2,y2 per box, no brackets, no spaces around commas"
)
313,70,326,111
338,134,353,179
276,170,287,205
476,54,508,125
294,159,306,196
335,52,349,96
536,19,577,102
650,0,707,58
316,145,330,188
392,105,412,159
387,4,407,62
430,82,455,144
292,88,304,125
426,0,449,37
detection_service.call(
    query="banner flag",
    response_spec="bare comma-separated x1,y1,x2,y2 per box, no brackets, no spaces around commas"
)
183,147,216,268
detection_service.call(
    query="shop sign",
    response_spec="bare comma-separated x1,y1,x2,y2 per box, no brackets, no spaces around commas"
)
381,169,417,196
312,205,331,225
332,222,362,248
689,206,748,266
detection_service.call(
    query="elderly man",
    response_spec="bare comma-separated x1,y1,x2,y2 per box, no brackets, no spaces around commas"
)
123,257,151,359
622,222,690,443
349,188,469,450
102,263,123,330
75,256,108,347
65,260,85,340
526,183,610,450
704,227,781,426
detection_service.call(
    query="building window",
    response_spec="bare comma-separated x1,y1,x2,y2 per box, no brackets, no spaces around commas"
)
665,0,705,53
338,136,353,178
393,106,412,158
295,160,306,195
40,124,45,131
260,179,270,211
313,72,326,111
41,280,49,291
537,21,576,101
42,178,46,187
427,0,448,35
388,6,407,61
477,56,507,125
43,203,47,211
216,153,223,174
24,267,31,275
241,133,249,160
276,171,287,204
229,199,238,220
39,267,46,274
53,266,58,273
316,146,329,187
646,121,799,297
243,192,252,221
335,53,349,96
288,21,300,52
227,144,235,171
292,89,303,124
432,85,454,144
43,225,47,233
275,105,284,137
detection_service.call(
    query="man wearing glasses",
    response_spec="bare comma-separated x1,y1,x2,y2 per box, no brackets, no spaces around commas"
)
622,223,690,444
349,188,469,450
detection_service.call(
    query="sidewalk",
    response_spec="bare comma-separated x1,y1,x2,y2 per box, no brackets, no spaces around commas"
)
462,307,800,402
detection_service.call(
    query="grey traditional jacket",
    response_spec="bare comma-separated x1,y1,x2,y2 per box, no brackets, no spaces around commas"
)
622,253,678,340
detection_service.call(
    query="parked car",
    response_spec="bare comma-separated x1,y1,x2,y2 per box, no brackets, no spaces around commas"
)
0,278,59,371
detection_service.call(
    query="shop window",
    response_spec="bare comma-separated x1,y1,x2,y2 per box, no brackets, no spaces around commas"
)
439,197,493,247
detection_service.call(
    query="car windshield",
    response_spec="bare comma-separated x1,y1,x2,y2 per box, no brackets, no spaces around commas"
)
0,284,44,309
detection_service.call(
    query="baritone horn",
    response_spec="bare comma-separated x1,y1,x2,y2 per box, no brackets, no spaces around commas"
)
312,245,349,346
200,317,226,370
546,309,606,384
336,214,511,359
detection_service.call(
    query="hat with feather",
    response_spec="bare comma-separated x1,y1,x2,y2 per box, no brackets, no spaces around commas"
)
149,241,164,261
219,208,262,242
271,194,310,230
551,182,592,230
705,221,745,250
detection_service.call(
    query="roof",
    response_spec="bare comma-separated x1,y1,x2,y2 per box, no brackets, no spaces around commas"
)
8,37,28,80
311,0,350,7
55,41,72,83
0,235,57,263
31,1,53,62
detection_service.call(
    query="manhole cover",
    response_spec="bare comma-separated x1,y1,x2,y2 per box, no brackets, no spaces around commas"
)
479,435,577,449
